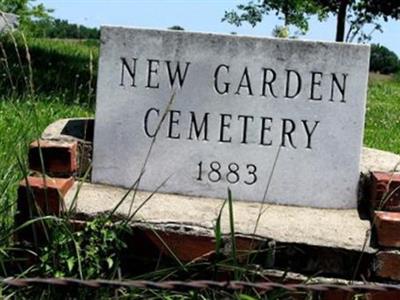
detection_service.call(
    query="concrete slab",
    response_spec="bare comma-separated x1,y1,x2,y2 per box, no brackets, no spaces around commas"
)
64,182,374,253
42,118,94,142
361,147,400,173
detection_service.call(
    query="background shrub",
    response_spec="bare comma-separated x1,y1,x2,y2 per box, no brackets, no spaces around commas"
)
370,44,400,74
0,33,98,103
30,18,100,39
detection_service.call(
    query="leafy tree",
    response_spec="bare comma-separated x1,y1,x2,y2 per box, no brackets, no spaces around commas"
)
168,25,185,31
223,0,328,36
0,0,53,30
30,18,100,39
369,44,400,74
316,0,400,42
223,0,400,42
349,1,400,42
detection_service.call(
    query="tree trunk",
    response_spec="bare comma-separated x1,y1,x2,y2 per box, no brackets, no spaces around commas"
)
283,0,289,26
335,0,348,42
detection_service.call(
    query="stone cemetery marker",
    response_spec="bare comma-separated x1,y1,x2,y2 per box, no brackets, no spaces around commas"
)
92,26,370,208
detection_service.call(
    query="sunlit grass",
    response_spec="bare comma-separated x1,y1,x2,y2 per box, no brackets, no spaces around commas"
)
0,96,92,236
365,76,400,154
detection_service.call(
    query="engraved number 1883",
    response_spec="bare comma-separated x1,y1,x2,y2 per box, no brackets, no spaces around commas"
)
196,161,257,185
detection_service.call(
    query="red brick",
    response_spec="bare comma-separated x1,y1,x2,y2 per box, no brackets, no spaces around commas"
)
28,139,78,176
320,290,354,300
370,172,400,211
17,176,74,218
144,230,215,262
366,291,400,300
374,211,400,247
374,251,400,281
144,230,263,262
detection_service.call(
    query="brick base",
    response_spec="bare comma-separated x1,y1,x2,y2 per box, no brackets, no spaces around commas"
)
374,211,400,248
28,139,78,177
17,176,74,221
374,251,400,281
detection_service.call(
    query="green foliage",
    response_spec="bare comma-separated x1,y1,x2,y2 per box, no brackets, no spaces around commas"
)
311,1,400,42
227,189,238,280
0,97,92,287
0,33,98,103
321,1,400,41
168,25,185,31
0,32,93,255
39,216,129,279
0,0,53,30
1,0,99,39
394,71,400,83
30,18,100,39
223,0,400,42
222,0,328,35
355,0,400,20
370,44,400,74
271,25,290,38
365,76,400,154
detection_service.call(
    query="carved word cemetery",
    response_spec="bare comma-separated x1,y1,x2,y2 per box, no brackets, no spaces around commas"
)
92,26,370,208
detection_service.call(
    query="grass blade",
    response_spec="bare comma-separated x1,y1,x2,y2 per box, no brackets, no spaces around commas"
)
227,188,238,280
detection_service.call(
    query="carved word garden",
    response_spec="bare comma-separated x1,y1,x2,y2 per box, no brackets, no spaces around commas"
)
120,57,348,150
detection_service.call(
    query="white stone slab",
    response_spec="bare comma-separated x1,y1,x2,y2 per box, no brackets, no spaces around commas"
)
92,26,370,208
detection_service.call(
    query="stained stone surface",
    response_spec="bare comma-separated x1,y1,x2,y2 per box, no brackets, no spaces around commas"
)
361,147,400,174
64,182,374,253
92,26,370,208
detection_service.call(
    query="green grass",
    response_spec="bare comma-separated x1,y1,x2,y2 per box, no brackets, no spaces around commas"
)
0,96,92,171
0,36,95,236
1,35,98,103
365,77,400,154
0,96,92,244
0,96,92,297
